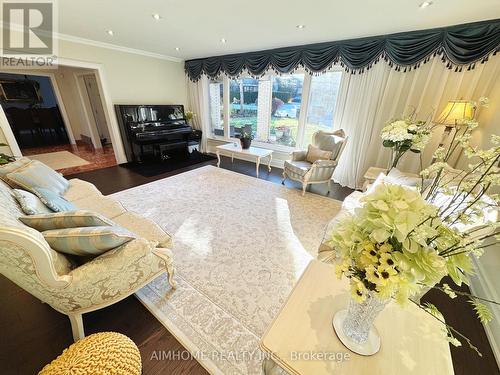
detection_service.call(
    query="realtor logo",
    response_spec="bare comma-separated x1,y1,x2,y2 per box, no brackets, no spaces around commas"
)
1,0,58,68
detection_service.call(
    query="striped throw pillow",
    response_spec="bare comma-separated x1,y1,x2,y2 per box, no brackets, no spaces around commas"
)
20,210,115,231
6,160,69,195
43,226,136,256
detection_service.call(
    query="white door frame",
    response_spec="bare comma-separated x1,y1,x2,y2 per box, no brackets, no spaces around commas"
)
0,57,127,163
0,70,77,148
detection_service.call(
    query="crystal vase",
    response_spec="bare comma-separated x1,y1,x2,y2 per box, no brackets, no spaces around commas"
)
333,292,389,356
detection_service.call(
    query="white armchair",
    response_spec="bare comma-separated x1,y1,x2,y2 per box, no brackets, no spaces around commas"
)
282,130,348,195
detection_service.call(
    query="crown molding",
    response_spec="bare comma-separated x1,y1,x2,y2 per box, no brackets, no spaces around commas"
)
56,33,183,63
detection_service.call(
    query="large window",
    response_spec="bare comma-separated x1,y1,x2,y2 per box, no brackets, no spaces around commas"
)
270,74,304,147
303,72,342,147
208,80,224,136
210,70,342,150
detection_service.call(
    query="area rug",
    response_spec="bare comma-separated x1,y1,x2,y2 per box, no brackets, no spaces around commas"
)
111,166,342,374
29,151,90,170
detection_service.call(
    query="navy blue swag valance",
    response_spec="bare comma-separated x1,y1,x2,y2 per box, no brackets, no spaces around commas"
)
185,19,500,81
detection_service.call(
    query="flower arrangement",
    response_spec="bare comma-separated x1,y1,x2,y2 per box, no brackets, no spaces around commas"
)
185,110,196,123
381,116,431,169
329,119,499,355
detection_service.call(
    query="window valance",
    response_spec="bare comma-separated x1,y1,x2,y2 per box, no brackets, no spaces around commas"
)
185,19,500,81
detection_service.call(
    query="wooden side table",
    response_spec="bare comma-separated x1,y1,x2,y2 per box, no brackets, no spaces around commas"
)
260,260,454,375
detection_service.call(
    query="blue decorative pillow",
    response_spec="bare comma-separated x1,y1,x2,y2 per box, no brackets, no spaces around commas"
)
19,210,115,231
6,160,69,195
43,226,136,256
32,187,76,212
0,157,31,187
13,189,52,215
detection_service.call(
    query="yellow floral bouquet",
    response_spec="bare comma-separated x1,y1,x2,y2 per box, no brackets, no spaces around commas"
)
329,123,500,355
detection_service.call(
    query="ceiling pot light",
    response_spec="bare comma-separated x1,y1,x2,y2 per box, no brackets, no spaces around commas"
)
106,30,114,36
419,1,433,8
152,13,161,20
175,47,180,51
221,38,227,43
296,24,306,29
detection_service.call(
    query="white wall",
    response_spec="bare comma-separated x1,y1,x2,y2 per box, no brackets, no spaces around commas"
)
58,40,187,105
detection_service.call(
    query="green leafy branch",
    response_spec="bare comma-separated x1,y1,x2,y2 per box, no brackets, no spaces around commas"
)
0,143,15,165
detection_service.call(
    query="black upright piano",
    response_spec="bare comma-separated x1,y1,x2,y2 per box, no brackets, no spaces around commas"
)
115,104,201,163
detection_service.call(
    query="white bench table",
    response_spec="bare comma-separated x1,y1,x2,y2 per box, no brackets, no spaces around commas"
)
216,143,273,178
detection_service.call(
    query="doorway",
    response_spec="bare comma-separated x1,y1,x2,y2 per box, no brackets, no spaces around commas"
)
76,73,112,148
0,73,71,150
0,67,118,175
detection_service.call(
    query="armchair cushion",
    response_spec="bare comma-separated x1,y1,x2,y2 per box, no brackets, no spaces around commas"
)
284,160,312,177
43,226,136,256
305,144,333,163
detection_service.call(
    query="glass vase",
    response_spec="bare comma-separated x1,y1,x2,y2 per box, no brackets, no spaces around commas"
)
333,292,389,355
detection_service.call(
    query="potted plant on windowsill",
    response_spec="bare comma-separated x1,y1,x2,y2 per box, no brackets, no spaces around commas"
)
0,143,15,165
237,130,253,149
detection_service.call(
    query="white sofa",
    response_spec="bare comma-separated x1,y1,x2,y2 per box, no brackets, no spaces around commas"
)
0,177,176,341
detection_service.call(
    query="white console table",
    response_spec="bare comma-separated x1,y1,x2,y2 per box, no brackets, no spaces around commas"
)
216,143,273,178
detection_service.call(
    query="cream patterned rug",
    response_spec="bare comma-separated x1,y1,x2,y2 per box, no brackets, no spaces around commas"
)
112,166,342,374
29,151,90,170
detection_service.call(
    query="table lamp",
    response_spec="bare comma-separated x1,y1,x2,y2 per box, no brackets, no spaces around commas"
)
434,100,476,151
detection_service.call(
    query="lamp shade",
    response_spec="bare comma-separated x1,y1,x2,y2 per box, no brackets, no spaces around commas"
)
436,100,476,125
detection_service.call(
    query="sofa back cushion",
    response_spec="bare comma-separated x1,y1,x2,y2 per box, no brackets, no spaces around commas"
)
6,160,69,195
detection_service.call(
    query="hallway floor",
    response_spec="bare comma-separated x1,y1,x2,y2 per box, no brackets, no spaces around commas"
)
22,141,117,175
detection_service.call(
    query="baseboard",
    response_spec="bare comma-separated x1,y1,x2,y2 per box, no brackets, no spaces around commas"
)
470,257,500,367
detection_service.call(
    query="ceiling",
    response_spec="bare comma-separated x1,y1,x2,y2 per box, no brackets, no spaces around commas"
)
59,0,500,61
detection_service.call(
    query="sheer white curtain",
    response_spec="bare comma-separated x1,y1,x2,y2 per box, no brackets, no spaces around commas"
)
332,55,500,189
187,76,210,152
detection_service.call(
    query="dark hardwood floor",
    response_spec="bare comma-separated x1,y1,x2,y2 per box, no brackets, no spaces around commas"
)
1,155,498,374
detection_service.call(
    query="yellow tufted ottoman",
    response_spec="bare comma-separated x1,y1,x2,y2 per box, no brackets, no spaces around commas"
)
39,332,142,375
